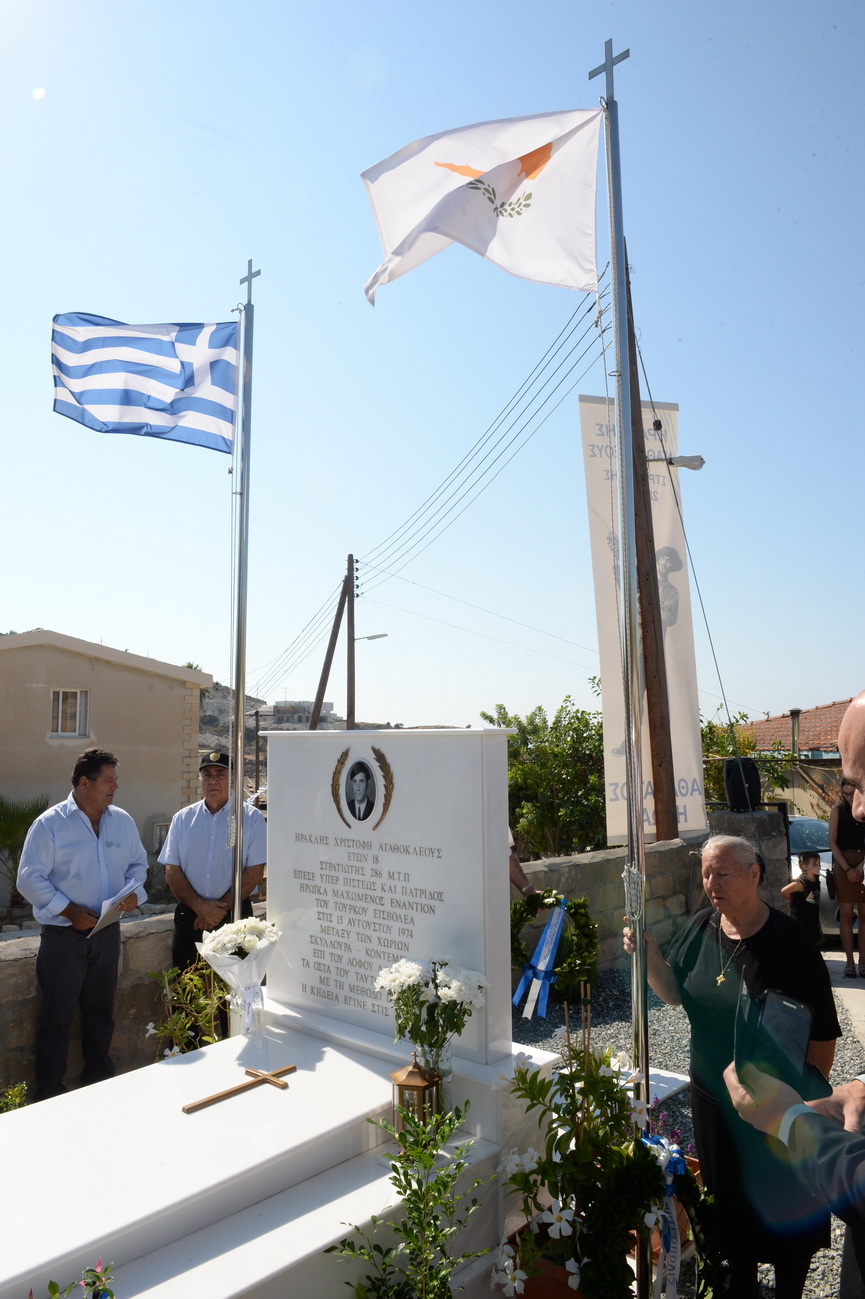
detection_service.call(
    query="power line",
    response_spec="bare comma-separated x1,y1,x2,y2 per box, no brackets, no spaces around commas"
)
360,562,601,655
362,293,610,580
252,583,343,699
362,291,600,566
257,292,611,699
363,596,598,671
635,343,768,725
361,315,611,586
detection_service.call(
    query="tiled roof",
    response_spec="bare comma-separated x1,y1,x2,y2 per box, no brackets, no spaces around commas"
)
746,699,852,752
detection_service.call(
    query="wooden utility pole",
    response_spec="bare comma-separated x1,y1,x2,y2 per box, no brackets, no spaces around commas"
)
625,257,678,841
346,553,356,729
309,562,351,731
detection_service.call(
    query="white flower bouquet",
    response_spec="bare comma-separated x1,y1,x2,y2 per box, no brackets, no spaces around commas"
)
196,917,282,1033
374,956,487,1050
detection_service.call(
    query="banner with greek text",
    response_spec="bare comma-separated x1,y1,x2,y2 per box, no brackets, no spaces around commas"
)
579,394,707,844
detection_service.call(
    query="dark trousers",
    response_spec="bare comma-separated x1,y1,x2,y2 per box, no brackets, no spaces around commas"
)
841,1223,865,1299
172,900,253,1043
35,922,121,1100
172,898,253,971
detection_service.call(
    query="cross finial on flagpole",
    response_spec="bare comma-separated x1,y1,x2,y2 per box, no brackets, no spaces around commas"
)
240,258,260,305
589,38,630,101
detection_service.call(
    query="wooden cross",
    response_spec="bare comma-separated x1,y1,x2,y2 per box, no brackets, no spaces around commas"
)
182,1063,296,1114
588,39,630,101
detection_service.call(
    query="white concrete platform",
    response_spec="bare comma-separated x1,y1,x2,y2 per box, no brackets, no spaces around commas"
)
0,1004,557,1299
117,1137,500,1298
0,1018,393,1299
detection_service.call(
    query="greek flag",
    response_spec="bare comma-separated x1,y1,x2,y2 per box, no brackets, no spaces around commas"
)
52,313,239,454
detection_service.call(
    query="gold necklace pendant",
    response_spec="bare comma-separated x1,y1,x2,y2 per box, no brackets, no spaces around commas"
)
717,934,743,987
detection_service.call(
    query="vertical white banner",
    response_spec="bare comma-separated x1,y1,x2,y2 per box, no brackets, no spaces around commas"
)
579,394,707,844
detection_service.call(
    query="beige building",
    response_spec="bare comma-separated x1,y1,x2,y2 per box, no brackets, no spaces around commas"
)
0,630,212,898
745,699,847,819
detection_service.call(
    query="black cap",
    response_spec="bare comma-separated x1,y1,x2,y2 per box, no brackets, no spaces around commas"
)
199,751,230,771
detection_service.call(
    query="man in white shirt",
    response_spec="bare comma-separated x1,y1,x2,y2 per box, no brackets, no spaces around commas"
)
159,751,266,971
17,748,147,1100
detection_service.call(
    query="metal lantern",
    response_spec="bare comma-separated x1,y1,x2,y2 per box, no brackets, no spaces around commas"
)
389,1054,440,1130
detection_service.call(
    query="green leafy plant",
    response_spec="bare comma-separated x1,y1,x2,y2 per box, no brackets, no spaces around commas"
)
498,1009,724,1299
481,697,606,857
0,794,49,897
497,1012,666,1299
145,960,226,1056
510,889,599,1002
326,1102,489,1298
0,1081,27,1112
29,1259,115,1298
701,709,793,804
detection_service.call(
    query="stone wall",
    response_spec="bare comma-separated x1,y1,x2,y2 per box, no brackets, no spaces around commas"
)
0,813,789,1091
518,810,789,972
0,914,173,1093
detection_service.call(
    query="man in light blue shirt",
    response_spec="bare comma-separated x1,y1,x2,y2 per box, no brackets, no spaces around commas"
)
17,747,147,1100
159,751,266,971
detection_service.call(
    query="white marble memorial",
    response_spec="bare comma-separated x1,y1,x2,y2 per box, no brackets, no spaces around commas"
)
0,730,556,1299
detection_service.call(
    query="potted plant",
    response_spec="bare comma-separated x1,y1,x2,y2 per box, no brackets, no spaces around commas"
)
493,1008,668,1299
326,1102,490,1298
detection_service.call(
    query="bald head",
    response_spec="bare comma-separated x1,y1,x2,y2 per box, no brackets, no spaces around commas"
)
839,692,865,821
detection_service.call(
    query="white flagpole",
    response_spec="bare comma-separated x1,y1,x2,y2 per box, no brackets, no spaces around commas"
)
231,260,260,932
589,32,651,1153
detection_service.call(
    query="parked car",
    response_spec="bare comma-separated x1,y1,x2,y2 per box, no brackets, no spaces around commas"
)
787,815,848,938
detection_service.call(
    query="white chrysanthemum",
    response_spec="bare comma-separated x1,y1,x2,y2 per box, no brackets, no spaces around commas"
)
374,959,424,993
200,916,280,956
437,977,465,1002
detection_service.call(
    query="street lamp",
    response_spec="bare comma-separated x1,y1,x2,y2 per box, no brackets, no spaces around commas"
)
666,455,705,471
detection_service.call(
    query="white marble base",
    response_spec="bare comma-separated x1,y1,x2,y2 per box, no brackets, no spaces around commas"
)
0,1003,558,1299
647,1067,690,1102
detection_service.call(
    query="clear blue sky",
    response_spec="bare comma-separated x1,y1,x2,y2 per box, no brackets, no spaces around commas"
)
4,0,862,728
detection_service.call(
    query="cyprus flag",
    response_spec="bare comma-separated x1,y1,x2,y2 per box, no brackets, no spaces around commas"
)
362,108,604,303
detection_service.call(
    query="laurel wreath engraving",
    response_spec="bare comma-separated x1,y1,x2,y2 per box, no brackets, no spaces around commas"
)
371,746,394,831
330,747,351,828
466,178,533,218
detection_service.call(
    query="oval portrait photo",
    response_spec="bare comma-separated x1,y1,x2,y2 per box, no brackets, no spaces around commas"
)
346,760,376,821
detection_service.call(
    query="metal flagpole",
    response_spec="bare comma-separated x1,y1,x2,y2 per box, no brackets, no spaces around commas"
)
231,259,260,928
589,42,651,1297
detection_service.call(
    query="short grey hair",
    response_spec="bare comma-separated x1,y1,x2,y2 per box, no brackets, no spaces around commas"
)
700,834,758,870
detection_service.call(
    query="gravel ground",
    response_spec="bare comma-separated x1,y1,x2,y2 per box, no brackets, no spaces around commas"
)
512,971,864,1297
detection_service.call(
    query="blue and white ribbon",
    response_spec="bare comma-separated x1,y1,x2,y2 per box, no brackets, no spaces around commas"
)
642,1135,688,1299
512,898,568,1019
